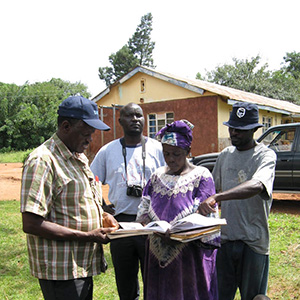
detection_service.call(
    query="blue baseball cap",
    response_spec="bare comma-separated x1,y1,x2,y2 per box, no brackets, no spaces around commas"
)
58,96,110,131
223,102,263,130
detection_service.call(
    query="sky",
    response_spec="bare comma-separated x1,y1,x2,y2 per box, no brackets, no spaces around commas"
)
1,0,299,98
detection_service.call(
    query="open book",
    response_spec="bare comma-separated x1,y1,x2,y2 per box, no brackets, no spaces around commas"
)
108,213,226,242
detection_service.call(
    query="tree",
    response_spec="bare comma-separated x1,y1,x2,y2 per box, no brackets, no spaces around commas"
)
282,51,300,80
0,79,90,151
99,13,155,87
197,54,300,104
196,55,274,96
128,13,155,67
99,46,139,87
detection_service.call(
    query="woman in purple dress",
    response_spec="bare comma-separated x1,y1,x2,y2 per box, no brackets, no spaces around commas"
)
136,120,219,300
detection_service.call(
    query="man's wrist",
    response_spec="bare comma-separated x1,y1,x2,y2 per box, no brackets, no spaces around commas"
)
213,193,222,203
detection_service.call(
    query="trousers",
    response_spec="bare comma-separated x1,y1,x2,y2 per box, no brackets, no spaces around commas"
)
217,241,269,300
39,277,93,300
110,214,146,300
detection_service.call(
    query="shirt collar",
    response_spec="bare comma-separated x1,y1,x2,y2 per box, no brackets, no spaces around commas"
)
52,133,88,164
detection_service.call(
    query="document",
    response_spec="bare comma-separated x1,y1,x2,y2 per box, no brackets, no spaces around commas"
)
108,213,226,242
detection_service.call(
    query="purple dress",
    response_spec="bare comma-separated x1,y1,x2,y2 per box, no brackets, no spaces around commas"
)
137,166,219,300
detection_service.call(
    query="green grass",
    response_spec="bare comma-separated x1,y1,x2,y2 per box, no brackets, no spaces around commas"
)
0,200,142,300
1,201,299,299
268,213,300,299
0,150,33,164
1,151,298,299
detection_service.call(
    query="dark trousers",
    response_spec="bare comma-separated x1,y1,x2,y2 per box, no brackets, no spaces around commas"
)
217,241,269,300
110,214,146,300
39,277,93,300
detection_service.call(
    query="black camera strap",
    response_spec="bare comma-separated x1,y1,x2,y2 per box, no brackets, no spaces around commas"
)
120,136,146,188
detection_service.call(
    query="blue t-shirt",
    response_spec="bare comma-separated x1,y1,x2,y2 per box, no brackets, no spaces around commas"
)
91,137,165,216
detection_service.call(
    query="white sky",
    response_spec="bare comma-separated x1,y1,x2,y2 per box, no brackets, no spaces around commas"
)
1,0,299,98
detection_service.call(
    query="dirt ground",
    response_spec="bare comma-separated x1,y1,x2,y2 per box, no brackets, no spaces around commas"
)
0,163,110,201
1,163,299,214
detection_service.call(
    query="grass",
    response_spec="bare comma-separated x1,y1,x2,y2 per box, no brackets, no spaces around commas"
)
267,213,300,299
0,200,143,300
0,150,33,164
0,201,299,299
1,152,298,299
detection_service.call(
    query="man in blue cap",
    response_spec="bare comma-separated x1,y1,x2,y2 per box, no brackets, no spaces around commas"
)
21,95,118,300
198,102,276,300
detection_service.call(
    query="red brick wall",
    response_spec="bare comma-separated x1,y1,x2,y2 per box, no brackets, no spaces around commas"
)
87,96,218,161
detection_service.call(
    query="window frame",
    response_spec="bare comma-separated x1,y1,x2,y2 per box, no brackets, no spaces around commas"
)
147,112,174,138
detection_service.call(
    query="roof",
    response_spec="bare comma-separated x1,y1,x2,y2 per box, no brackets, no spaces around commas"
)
93,65,300,115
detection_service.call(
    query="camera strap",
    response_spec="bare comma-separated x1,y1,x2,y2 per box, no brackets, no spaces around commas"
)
120,136,146,188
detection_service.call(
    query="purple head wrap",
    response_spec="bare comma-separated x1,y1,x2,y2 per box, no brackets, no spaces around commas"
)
156,120,194,150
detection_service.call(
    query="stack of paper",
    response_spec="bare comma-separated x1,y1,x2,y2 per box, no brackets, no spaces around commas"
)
108,213,226,242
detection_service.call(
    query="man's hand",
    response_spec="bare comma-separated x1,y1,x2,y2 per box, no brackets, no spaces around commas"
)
102,212,119,230
22,212,117,244
88,227,114,244
197,196,217,215
198,179,265,216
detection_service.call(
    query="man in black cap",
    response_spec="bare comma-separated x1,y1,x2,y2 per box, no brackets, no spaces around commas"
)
198,102,276,300
21,95,118,300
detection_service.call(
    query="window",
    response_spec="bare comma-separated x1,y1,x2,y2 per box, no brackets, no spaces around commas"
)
140,79,146,93
148,112,174,138
262,116,272,134
261,128,295,152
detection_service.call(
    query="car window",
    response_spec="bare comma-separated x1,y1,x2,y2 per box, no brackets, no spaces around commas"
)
261,128,295,152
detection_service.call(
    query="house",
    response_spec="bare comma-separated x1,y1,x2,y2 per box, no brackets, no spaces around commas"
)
88,65,300,160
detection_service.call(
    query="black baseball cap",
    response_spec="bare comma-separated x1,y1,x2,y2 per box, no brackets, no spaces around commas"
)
223,102,263,130
58,96,110,131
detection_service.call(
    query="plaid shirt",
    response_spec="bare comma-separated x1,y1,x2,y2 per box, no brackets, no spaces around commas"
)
20,133,105,280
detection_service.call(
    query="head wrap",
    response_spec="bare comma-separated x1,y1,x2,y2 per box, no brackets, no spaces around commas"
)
156,119,194,150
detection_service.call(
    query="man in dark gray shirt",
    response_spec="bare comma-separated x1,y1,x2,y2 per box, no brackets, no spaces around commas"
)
199,102,276,300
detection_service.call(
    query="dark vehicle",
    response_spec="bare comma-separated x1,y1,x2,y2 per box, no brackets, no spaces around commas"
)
191,123,300,192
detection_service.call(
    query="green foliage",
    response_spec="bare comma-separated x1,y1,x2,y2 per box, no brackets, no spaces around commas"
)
0,79,90,152
283,51,300,80
99,46,139,87
128,13,155,67
99,13,155,87
197,52,300,104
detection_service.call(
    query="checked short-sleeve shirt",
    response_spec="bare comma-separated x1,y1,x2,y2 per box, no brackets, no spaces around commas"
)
20,133,105,280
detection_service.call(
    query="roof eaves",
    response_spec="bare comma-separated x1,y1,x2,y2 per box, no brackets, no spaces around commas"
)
136,66,205,95
227,99,292,115
92,87,110,102
119,66,142,84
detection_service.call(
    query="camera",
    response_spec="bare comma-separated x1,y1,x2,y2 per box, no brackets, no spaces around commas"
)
126,185,143,197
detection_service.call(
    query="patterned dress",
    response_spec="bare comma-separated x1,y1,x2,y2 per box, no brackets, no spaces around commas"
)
137,166,220,300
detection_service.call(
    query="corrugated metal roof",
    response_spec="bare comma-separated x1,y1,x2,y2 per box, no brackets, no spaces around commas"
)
143,66,300,115
93,65,300,115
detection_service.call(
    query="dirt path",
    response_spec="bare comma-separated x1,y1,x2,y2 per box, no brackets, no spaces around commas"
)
0,163,109,201
0,163,23,201
1,163,299,214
